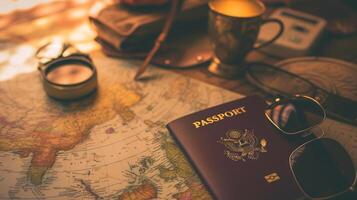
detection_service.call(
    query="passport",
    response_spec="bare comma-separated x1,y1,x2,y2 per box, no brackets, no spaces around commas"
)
166,96,312,200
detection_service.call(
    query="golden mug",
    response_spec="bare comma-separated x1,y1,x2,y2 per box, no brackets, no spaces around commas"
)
208,0,284,78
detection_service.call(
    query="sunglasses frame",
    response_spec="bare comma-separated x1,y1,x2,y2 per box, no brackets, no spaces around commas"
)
265,95,356,199
289,137,357,200
265,95,326,136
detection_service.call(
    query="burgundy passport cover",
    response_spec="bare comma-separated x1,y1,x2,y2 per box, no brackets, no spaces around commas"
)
167,96,310,200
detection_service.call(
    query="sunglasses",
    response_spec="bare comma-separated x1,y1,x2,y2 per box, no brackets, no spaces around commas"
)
265,95,356,199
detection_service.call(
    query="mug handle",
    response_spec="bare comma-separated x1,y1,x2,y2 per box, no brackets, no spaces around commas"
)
253,18,284,50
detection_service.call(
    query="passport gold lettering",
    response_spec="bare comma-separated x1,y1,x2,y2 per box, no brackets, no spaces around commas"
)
193,106,246,128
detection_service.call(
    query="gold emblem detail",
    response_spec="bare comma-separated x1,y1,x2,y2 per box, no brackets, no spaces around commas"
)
218,129,267,162
264,173,280,183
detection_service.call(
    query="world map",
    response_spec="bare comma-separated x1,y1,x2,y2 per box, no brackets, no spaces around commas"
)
0,49,240,199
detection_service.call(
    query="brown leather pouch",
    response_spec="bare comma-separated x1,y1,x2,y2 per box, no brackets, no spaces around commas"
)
90,0,212,68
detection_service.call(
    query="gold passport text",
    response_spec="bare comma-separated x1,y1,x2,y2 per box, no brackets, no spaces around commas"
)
193,107,246,128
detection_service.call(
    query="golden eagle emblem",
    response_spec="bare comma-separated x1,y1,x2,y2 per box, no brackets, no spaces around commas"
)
218,129,267,161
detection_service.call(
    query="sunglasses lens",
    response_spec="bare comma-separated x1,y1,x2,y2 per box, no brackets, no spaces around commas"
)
290,138,355,198
265,97,324,134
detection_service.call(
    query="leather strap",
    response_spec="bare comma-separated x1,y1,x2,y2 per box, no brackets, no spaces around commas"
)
96,23,212,68
135,0,183,79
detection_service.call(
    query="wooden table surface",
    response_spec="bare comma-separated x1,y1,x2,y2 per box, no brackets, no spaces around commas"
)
172,33,357,98
1,1,356,99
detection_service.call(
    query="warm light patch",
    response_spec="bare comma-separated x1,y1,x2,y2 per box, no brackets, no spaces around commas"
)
209,0,266,18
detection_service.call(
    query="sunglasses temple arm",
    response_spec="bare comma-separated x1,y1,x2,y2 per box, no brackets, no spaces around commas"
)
313,88,357,126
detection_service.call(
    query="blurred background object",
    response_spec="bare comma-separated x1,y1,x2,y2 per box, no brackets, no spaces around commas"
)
0,0,102,45
257,8,327,58
288,0,357,35
0,0,103,81
0,0,99,31
262,0,357,35
90,0,211,69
